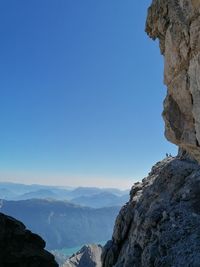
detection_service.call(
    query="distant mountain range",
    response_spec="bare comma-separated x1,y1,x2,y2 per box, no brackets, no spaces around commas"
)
71,192,129,208
0,182,128,252
0,182,129,208
0,199,120,250
0,182,73,200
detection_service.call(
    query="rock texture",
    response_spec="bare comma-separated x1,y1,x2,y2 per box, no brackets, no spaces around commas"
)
102,156,200,267
102,1,200,266
146,0,200,162
0,212,58,267
63,244,102,267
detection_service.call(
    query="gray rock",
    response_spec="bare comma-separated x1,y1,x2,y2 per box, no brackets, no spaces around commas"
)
0,212,58,267
63,244,102,267
102,157,200,267
146,0,200,162
102,1,200,266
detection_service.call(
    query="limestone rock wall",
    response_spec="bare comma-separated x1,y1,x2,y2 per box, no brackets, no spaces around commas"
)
102,157,200,266
146,0,200,162
102,4,200,265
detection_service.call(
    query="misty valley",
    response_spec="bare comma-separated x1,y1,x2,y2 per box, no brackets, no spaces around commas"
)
0,182,129,265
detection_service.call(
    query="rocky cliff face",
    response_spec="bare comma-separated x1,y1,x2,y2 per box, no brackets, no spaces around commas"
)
63,244,102,267
0,212,58,267
146,0,200,162
102,1,200,266
102,157,200,266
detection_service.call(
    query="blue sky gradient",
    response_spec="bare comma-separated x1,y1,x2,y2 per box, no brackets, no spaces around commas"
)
0,0,177,188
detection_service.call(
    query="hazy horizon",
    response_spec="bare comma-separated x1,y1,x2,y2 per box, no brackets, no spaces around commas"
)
0,0,177,189
0,172,135,190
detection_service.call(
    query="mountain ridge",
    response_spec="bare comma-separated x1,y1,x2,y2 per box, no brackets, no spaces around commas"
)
0,198,120,250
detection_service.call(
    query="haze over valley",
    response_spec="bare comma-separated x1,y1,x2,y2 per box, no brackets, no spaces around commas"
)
0,182,127,253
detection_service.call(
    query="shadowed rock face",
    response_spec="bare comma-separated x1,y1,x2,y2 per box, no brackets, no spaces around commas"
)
146,0,200,162
0,213,58,267
102,157,200,267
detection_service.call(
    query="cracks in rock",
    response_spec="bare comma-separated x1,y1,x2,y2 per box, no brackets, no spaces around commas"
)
196,137,200,147
113,214,135,266
169,0,188,27
102,205,135,267
189,90,200,148
190,92,194,105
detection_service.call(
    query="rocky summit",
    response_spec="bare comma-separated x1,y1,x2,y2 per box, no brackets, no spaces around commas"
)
146,0,200,162
63,244,102,267
0,213,58,267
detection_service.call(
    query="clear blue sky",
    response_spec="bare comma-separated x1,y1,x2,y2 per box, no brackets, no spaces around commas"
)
0,0,177,188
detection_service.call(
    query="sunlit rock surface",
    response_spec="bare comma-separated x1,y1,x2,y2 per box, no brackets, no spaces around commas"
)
102,1,200,266
146,0,200,162
62,244,102,267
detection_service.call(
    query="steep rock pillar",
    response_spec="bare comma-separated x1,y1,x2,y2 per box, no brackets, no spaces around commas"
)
146,0,200,162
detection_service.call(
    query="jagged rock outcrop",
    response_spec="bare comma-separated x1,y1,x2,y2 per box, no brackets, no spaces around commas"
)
146,0,200,162
63,244,102,267
0,212,58,267
102,157,200,266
